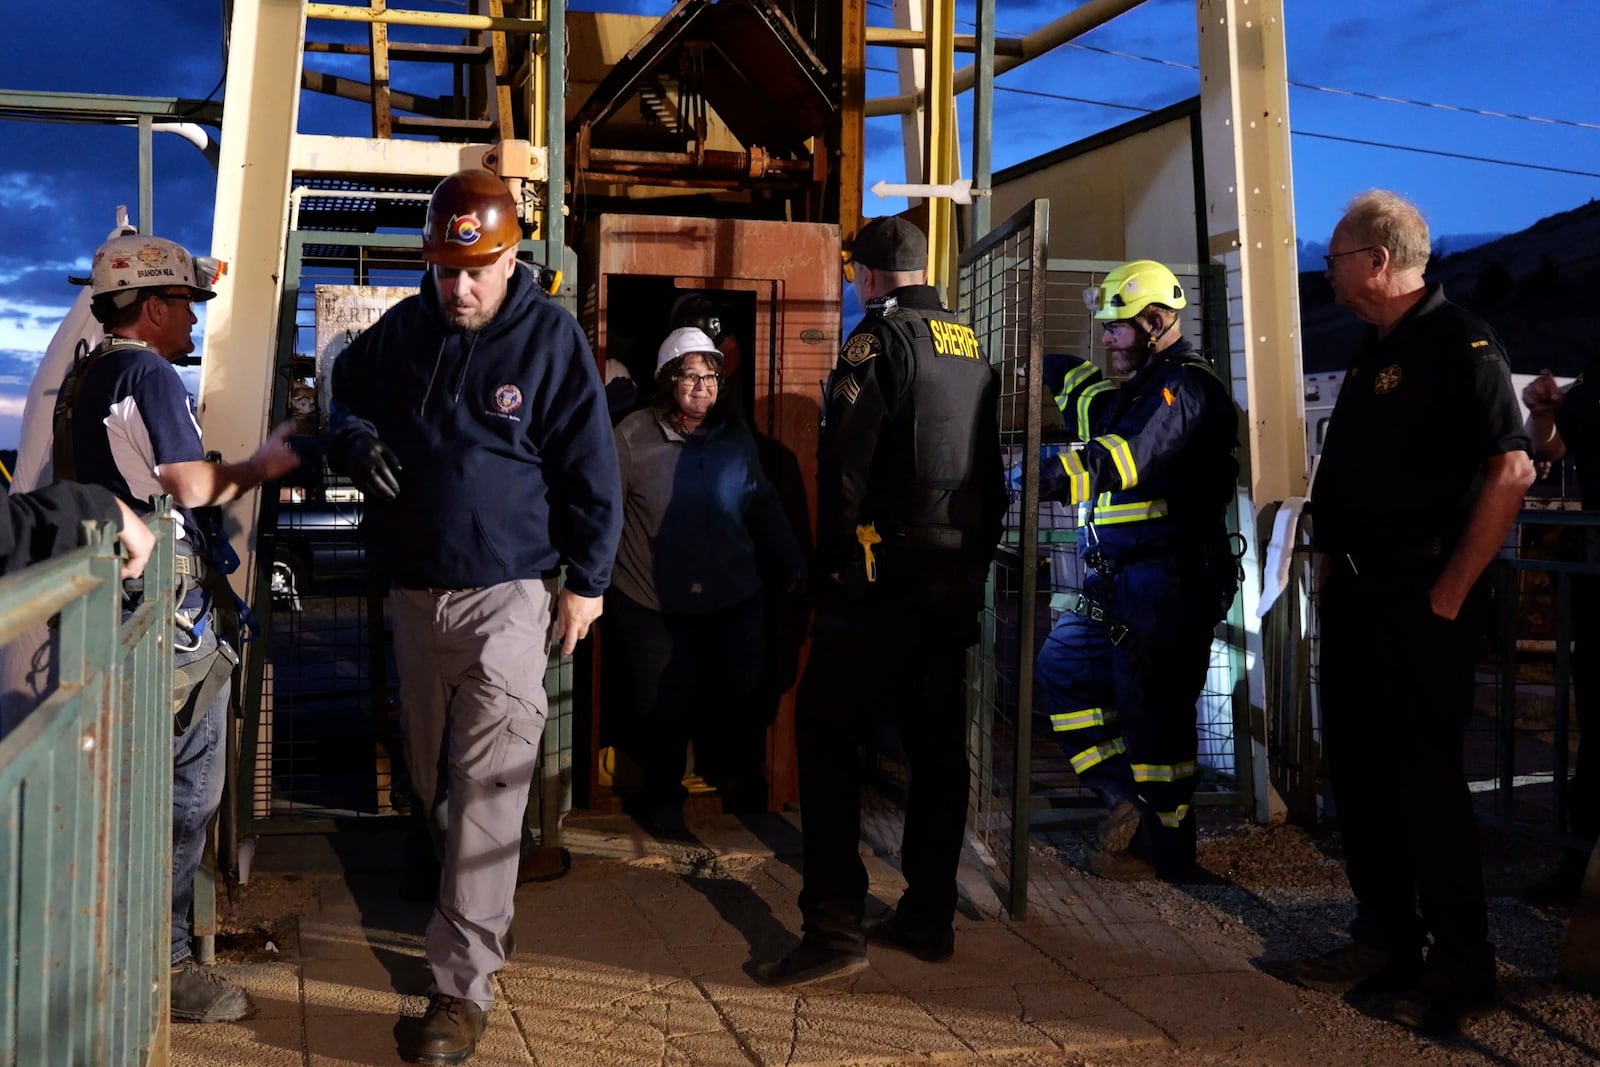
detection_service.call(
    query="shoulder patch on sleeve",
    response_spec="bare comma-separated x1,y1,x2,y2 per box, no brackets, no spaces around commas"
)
842,333,881,366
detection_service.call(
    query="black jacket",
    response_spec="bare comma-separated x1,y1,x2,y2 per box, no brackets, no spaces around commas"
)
2,482,122,576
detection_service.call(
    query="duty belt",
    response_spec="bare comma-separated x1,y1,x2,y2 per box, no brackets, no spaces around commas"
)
1067,592,1131,646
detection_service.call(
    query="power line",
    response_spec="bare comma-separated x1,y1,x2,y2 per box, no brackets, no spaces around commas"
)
1296,131,1600,180
863,65,1600,179
923,18,1600,133
1056,39,1600,133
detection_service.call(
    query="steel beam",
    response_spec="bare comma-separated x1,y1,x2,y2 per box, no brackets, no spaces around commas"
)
865,28,1022,55
865,0,1145,117
290,134,546,179
198,0,309,604
970,0,995,242
305,2,544,33
542,0,565,259
1196,0,1306,824
0,89,224,126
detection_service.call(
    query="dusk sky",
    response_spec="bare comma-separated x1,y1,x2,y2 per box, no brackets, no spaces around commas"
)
1,0,1597,451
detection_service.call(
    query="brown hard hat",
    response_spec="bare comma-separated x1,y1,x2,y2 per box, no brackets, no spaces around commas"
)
421,169,522,268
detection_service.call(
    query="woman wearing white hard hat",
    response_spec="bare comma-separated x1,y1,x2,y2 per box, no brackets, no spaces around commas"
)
605,327,806,834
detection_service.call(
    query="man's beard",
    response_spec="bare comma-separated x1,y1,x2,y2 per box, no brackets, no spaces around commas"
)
443,296,504,333
1109,346,1147,377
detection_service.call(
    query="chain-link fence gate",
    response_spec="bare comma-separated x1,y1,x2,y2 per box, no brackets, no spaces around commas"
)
960,200,1251,918
959,201,1050,919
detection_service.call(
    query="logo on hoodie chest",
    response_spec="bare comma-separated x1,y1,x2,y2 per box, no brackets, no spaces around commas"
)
489,383,523,422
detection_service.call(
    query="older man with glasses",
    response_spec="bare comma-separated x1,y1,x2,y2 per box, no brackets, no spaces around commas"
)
1291,189,1535,1035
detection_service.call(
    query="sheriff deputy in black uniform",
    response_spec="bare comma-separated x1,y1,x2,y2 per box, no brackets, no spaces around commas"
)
1291,189,1535,1035
754,216,1006,987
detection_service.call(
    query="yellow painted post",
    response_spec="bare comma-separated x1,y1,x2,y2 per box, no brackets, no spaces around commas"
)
922,0,955,294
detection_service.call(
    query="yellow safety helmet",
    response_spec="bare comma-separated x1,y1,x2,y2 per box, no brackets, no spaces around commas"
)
1089,260,1186,321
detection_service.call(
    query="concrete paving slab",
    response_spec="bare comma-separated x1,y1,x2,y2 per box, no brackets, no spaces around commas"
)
506,976,746,1067
1094,969,1319,1044
299,915,428,962
864,923,1064,992
302,956,428,1016
215,959,301,1022
172,1015,304,1067
717,991,972,1065
182,808,1600,1067
1027,918,1247,980
914,978,1164,1054
500,963,701,1010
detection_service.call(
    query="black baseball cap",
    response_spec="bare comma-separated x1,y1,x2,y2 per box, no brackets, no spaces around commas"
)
850,216,928,272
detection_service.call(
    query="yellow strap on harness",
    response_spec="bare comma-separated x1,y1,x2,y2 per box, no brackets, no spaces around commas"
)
855,523,882,582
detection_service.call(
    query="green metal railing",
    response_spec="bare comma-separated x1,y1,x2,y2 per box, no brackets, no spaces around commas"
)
0,506,175,1067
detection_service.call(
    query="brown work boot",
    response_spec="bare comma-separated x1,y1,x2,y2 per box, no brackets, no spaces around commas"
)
402,993,488,1064
1095,799,1143,853
169,960,257,1024
1087,848,1162,882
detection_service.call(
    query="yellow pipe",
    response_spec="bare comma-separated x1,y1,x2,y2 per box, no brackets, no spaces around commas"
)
923,0,955,295
305,3,545,34
865,28,1021,54
865,0,1146,115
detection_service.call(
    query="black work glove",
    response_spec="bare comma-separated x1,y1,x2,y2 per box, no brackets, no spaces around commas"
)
347,433,402,501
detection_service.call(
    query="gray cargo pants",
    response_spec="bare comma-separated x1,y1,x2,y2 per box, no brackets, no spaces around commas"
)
390,578,556,1007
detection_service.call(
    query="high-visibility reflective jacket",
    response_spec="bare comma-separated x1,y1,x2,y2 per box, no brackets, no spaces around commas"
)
1042,339,1238,564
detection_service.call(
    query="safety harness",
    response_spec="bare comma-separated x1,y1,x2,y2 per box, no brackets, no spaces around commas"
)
51,335,241,734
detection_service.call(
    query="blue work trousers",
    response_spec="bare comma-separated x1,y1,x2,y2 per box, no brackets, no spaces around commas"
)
1035,558,1214,868
171,623,231,965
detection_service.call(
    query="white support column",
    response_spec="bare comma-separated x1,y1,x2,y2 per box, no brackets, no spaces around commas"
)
1196,0,1306,824
891,0,927,204
198,0,309,599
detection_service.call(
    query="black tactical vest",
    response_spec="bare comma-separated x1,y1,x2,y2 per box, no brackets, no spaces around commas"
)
870,303,998,549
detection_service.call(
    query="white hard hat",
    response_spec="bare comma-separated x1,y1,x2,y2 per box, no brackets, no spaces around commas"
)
656,326,719,374
89,234,221,307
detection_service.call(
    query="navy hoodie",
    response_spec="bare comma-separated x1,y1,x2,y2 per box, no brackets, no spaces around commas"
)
327,264,622,595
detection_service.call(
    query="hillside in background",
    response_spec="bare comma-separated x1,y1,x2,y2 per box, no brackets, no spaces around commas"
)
1300,198,1600,375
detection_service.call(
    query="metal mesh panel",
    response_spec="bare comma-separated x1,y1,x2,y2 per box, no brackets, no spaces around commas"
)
959,202,1048,918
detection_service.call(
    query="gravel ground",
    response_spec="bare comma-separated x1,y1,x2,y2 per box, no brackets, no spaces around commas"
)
1038,810,1600,1066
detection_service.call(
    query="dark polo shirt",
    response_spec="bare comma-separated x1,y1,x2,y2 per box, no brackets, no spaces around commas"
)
1311,285,1530,559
